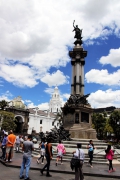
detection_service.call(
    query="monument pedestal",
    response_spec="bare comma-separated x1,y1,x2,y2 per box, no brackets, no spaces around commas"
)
62,104,96,139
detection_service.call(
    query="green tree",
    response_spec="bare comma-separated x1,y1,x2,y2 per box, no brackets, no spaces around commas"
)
0,110,16,132
109,110,120,140
104,118,113,138
0,100,8,110
92,113,106,139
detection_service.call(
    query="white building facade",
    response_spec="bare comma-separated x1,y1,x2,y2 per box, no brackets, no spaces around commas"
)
8,87,62,134
28,108,59,134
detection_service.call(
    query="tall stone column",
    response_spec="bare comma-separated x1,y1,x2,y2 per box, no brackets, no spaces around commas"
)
76,63,80,94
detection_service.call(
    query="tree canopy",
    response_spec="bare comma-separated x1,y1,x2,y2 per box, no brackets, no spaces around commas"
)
0,100,8,110
0,110,16,132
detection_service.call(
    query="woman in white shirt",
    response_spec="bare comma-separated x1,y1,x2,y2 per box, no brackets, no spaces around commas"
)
73,143,85,180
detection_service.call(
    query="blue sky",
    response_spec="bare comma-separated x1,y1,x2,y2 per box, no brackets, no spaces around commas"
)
0,0,120,110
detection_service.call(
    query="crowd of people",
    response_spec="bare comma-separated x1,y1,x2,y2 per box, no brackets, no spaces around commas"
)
0,130,117,180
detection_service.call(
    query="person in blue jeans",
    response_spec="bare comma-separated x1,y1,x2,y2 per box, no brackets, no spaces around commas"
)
0,131,8,160
40,137,53,177
19,135,34,180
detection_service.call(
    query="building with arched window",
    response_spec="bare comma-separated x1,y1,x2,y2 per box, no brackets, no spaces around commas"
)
7,87,62,134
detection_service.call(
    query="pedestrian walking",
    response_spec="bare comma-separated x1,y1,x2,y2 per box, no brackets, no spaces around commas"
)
6,130,16,162
87,140,95,168
19,135,24,148
105,144,116,173
73,143,85,180
19,135,34,180
56,140,66,166
15,135,20,152
0,131,8,160
37,138,46,164
40,137,53,177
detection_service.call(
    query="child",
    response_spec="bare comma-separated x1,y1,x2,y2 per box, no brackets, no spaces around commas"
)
56,140,66,166
37,139,46,164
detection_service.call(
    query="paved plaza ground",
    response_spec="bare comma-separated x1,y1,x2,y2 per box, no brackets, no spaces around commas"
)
0,161,119,180
0,150,120,180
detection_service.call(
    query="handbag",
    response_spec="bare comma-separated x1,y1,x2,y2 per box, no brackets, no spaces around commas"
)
62,148,66,154
70,149,80,170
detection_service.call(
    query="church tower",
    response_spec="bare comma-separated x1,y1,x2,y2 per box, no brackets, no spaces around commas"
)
49,86,62,113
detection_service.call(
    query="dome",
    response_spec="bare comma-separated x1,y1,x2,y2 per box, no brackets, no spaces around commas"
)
10,96,26,109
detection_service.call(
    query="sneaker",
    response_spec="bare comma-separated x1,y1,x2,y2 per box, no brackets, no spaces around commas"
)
5,160,8,162
41,162,44,164
20,175,24,179
24,178,31,180
9,159,12,162
61,162,63,165
108,170,112,173
90,165,93,168
46,174,52,177
37,159,39,164
112,168,116,172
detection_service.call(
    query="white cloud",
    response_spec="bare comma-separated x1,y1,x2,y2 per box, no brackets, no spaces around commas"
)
99,48,120,67
85,69,120,86
88,89,120,108
44,87,54,95
41,70,69,87
38,103,49,111
0,0,120,87
0,64,38,87
0,91,13,101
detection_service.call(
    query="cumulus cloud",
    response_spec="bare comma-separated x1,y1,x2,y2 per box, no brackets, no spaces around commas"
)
0,0,120,88
88,89,120,108
0,91,13,101
0,64,38,87
99,48,120,67
85,69,120,86
38,103,49,110
41,70,69,87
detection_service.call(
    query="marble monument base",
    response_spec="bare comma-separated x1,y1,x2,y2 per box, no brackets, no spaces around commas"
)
63,105,96,139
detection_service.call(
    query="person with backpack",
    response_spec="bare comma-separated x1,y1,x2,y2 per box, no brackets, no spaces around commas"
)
105,144,116,173
72,143,85,180
37,138,46,164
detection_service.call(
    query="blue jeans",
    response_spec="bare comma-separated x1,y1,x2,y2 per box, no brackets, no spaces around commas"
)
20,155,31,179
42,155,51,174
1,145,6,159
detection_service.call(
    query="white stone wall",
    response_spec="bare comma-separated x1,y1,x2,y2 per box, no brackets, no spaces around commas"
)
28,113,59,134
